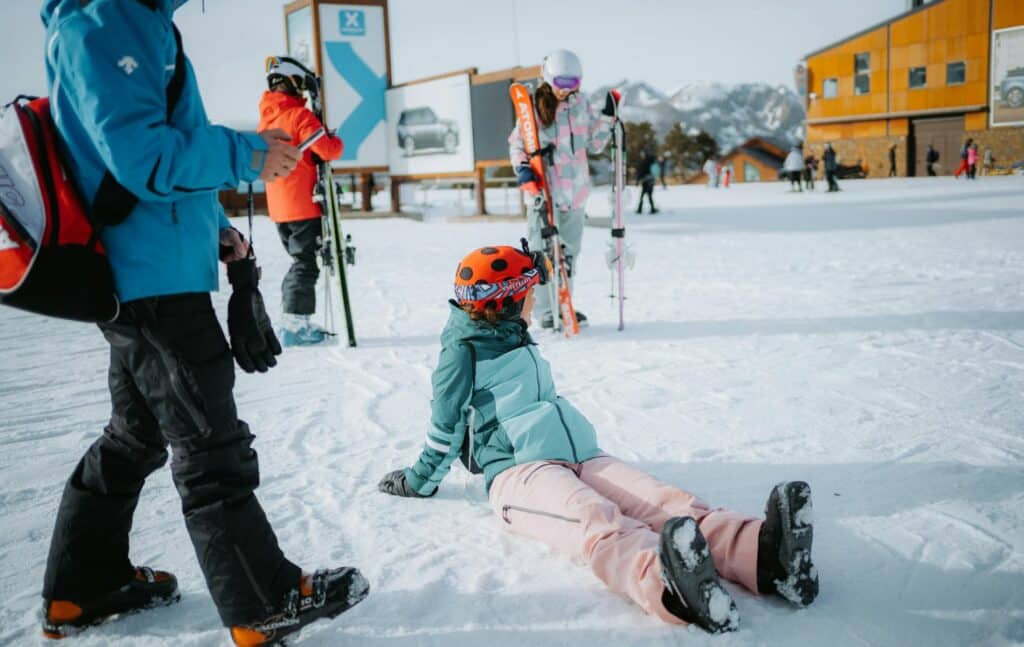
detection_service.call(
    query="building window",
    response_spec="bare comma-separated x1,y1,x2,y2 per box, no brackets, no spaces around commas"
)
946,61,966,85
854,53,871,95
909,67,927,89
823,78,839,98
744,161,761,183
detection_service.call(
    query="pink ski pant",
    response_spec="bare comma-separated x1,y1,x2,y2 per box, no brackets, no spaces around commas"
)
488,455,762,624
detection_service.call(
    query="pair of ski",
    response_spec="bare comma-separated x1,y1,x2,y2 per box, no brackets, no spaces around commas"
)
302,68,358,348
509,83,628,335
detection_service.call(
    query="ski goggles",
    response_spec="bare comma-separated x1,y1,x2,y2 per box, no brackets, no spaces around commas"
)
551,75,581,91
453,268,543,304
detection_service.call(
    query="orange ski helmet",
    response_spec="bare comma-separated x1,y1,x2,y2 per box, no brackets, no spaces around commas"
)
453,240,547,315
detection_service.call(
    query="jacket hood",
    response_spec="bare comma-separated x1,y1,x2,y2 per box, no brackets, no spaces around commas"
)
43,0,185,27
441,302,533,350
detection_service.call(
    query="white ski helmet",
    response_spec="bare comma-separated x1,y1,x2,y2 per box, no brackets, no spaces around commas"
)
541,49,583,89
265,55,313,91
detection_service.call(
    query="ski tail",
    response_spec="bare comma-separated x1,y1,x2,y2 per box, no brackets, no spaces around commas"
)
509,83,578,337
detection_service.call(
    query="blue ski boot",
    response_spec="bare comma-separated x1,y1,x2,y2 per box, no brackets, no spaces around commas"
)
279,314,328,347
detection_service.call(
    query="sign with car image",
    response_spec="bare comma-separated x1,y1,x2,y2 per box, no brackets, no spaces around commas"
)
991,25,1024,127
386,74,475,175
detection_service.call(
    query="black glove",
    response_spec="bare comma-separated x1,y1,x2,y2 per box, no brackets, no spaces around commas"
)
515,165,538,186
602,90,620,117
227,258,282,373
378,469,432,498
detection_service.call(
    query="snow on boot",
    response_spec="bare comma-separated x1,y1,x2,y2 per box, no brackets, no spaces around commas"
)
230,567,369,646
279,314,327,347
757,481,818,607
42,567,180,639
659,516,740,634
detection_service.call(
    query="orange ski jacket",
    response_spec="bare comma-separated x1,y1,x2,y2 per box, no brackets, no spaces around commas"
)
257,91,343,223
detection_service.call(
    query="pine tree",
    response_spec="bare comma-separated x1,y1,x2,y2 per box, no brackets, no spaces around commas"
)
624,121,658,179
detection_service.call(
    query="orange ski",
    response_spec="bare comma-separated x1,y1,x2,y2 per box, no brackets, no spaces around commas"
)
509,83,579,337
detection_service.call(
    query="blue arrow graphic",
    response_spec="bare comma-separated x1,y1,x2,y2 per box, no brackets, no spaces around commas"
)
324,41,386,162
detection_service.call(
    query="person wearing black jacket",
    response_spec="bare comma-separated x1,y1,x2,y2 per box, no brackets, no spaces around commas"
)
823,143,840,192
926,145,940,176
635,149,659,214
888,145,897,177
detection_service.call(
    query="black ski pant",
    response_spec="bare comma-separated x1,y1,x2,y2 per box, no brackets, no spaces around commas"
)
276,218,322,316
825,170,840,192
636,180,656,213
42,293,301,626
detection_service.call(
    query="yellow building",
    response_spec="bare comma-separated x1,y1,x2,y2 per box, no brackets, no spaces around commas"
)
802,0,1024,177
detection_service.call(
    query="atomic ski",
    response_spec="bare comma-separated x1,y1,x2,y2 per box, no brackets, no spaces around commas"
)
509,82,579,337
304,67,357,347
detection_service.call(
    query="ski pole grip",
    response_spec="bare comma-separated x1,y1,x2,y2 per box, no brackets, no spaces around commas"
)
541,225,558,239
611,228,625,238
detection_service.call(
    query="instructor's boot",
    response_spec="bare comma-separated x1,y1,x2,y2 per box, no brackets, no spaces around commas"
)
572,310,588,328
757,481,819,606
230,567,369,646
659,516,740,634
42,567,180,639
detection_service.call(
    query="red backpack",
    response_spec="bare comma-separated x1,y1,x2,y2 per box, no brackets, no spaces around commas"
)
0,26,185,323
0,96,117,322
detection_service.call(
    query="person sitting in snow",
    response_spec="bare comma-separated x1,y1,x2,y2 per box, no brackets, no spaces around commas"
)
377,242,820,634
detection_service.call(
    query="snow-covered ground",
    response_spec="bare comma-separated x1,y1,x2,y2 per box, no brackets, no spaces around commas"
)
2,177,1023,646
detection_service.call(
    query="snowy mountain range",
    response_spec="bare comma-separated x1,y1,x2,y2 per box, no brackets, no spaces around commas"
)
589,80,806,152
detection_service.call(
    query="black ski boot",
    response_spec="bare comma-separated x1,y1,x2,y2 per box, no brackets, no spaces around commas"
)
573,311,588,328
230,567,369,646
42,567,180,639
659,516,740,634
757,481,818,606
540,314,554,329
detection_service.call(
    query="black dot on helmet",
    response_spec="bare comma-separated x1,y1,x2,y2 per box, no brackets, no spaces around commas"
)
459,267,473,280
491,259,509,271
481,247,499,255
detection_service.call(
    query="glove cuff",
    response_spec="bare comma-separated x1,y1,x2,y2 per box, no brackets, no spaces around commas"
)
228,257,260,290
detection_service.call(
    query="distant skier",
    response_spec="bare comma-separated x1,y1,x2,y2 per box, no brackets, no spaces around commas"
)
37,2,367,644
954,138,972,178
981,147,994,176
926,144,940,176
260,56,344,346
823,142,841,192
703,157,719,187
508,48,616,330
803,153,818,190
888,144,897,177
784,145,804,192
658,154,669,188
377,243,820,634
967,141,979,180
636,148,659,214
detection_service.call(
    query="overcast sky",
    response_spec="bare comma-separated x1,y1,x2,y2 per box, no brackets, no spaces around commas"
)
2,0,905,128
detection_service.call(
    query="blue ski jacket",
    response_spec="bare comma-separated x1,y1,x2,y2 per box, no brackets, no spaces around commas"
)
41,0,268,302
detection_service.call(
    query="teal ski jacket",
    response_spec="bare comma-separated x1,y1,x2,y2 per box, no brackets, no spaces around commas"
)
404,304,603,496
41,0,268,302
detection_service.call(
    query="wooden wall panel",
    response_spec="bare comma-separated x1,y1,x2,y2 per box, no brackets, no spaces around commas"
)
994,0,1024,29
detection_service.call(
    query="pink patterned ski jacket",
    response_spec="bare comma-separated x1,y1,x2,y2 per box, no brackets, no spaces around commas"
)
509,91,614,212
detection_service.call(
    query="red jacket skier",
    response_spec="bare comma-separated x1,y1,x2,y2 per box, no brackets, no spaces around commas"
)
258,56,343,346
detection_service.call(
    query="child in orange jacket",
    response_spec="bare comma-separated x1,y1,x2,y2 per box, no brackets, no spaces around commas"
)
259,56,343,346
